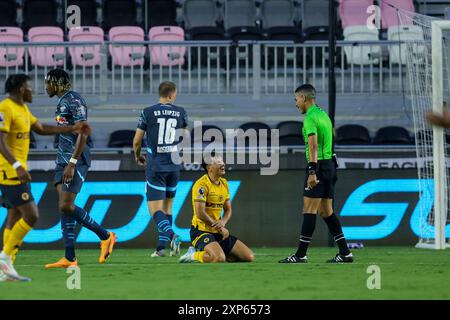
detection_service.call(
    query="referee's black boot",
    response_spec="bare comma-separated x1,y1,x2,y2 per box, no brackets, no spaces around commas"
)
278,254,308,263
326,252,354,263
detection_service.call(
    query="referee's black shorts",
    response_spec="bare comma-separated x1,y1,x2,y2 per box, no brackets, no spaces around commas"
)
303,159,337,199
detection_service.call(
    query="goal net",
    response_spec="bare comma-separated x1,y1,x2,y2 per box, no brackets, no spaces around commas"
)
397,9,450,249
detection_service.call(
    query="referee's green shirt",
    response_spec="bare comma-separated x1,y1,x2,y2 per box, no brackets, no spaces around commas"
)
302,104,333,162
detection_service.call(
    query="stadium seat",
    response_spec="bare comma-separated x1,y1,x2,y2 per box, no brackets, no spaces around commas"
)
28,27,65,67
335,124,371,145
183,0,220,30
236,122,272,147
381,0,415,29
261,0,301,42
191,125,225,147
343,26,381,65
387,25,425,65
0,27,25,67
0,0,18,27
144,0,178,29
277,121,303,137
224,0,263,41
67,0,98,26
183,0,224,39
107,130,135,148
148,26,186,67
301,0,329,40
277,121,304,146
279,135,304,146
108,26,146,67
103,0,138,31
68,27,104,67
22,0,59,31
374,126,412,145
339,0,373,29
182,0,225,68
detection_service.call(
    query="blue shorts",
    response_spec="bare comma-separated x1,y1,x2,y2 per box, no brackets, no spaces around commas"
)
54,164,89,194
146,170,179,201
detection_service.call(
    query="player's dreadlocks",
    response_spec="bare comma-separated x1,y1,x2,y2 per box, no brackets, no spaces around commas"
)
45,68,71,92
5,74,31,94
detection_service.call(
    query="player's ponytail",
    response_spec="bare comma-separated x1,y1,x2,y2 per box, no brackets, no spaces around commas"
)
4,74,31,94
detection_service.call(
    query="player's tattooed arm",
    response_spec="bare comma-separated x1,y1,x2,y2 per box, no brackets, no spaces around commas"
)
0,132,31,183
133,128,146,166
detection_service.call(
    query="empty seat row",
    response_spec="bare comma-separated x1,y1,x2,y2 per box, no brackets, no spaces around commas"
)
340,0,416,30
0,26,186,67
340,0,421,65
104,123,417,149
336,124,414,145
0,0,178,31
26,123,427,149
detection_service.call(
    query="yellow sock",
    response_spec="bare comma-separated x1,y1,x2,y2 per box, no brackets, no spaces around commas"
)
194,251,205,263
5,228,23,248
4,219,32,256
3,228,11,247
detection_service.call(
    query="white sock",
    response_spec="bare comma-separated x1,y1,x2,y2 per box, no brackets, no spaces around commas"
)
0,251,10,259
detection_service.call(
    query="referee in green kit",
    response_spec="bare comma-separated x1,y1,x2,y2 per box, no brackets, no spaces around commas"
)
279,84,353,264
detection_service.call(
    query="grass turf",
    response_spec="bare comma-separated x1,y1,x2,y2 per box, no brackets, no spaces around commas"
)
2,247,450,300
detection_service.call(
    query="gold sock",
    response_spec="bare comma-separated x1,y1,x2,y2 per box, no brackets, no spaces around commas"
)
4,219,32,256
3,228,11,247
194,251,205,263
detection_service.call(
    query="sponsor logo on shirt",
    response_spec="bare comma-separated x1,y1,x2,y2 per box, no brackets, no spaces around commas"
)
56,115,69,125
197,186,205,200
16,132,30,140
157,145,178,153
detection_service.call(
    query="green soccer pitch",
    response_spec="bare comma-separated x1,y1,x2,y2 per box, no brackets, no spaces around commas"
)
2,247,450,300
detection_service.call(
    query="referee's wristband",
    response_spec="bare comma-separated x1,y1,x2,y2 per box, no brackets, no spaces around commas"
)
69,157,78,165
12,161,22,169
307,162,317,175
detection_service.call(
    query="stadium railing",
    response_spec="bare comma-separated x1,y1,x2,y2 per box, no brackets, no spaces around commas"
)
0,39,413,98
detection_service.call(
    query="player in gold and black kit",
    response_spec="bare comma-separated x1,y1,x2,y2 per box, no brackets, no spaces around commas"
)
179,156,254,263
0,74,89,281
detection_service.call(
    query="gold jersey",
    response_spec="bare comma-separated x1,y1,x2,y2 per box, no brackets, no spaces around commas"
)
191,174,230,233
0,98,38,185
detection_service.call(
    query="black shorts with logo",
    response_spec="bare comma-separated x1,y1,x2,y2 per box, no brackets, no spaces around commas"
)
190,226,238,256
0,183,34,209
303,159,338,199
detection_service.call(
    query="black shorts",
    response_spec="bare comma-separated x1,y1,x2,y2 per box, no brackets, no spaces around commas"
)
0,183,34,209
190,226,238,256
303,159,338,199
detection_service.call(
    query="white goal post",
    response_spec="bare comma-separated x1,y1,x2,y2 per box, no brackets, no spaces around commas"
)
399,10,450,250
429,21,450,250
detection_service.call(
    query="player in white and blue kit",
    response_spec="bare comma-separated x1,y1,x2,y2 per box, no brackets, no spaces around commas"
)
133,81,188,257
44,69,116,268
